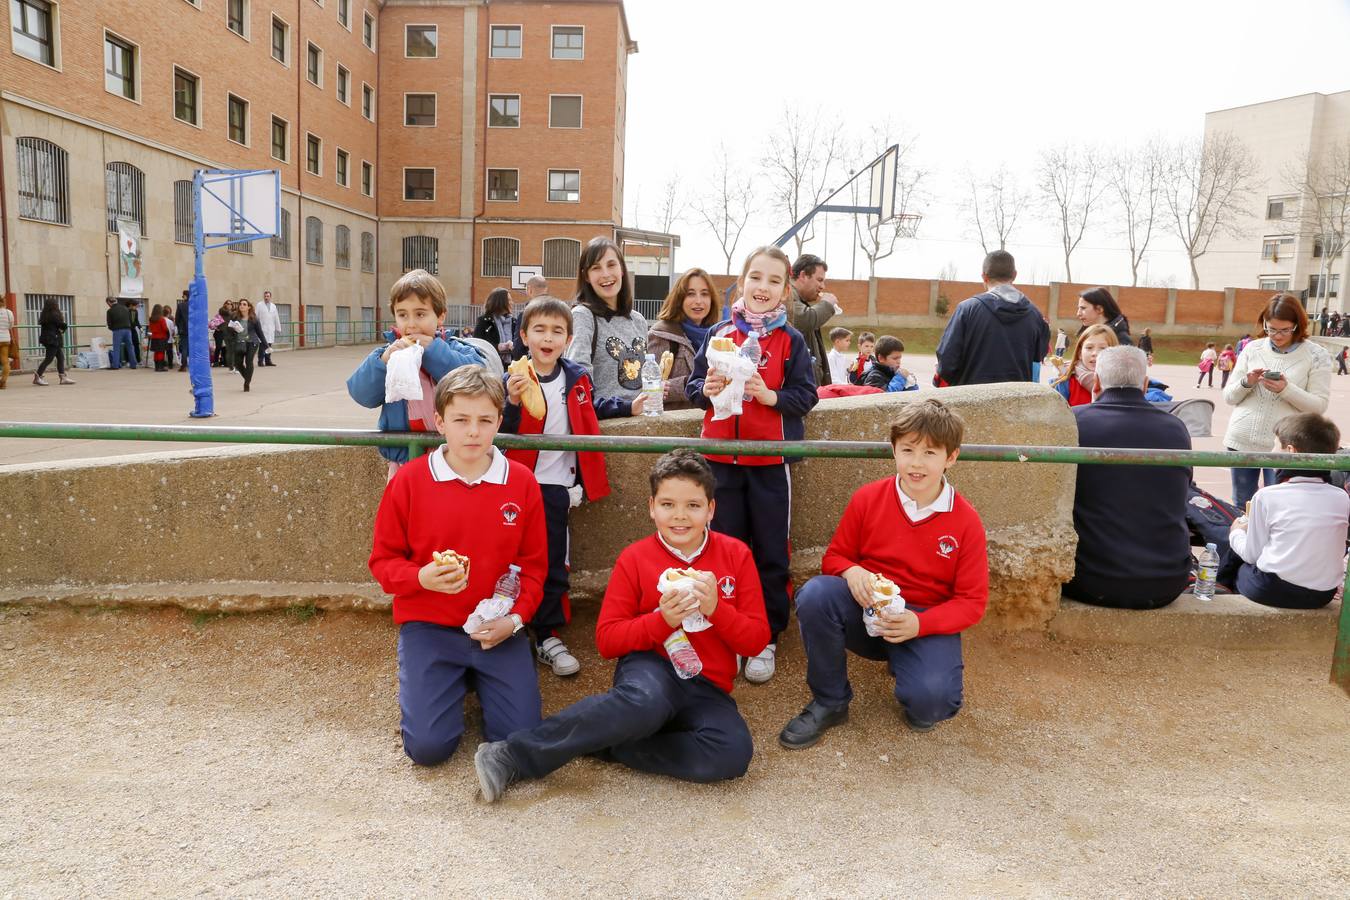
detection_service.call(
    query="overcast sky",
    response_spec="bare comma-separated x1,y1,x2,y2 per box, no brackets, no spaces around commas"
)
621,0,1350,287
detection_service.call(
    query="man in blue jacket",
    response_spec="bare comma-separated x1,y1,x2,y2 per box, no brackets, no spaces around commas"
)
934,251,1048,386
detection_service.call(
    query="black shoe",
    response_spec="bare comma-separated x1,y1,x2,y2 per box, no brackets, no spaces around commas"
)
903,711,936,733
778,700,848,750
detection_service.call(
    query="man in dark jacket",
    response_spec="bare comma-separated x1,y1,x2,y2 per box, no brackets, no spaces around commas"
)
789,254,839,385
1065,346,1193,609
175,290,190,371
105,297,136,370
934,251,1048,386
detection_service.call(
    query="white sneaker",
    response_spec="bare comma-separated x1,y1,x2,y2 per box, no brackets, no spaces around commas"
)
743,643,777,684
536,636,581,676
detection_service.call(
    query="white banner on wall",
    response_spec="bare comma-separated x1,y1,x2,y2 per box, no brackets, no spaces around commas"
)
118,223,143,298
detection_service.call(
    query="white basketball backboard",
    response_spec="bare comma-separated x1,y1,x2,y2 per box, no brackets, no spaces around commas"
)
199,169,280,239
867,145,899,229
511,265,544,291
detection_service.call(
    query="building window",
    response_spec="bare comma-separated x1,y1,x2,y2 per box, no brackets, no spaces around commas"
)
361,161,373,197
549,95,581,128
404,168,434,201
336,65,350,104
271,116,288,161
362,11,374,49
23,294,74,355
404,93,436,126
405,24,437,57
306,134,321,175
1257,277,1290,292
336,0,349,29
488,94,519,128
551,25,583,59
1309,274,1341,298
336,149,349,186
271,15,288,63
15,136,69,225
335,225,351,269
1260,236,1294,261
548,169,580,203
335,305,351,342
173,67,199,125
227,94,249,145
105,161,145,235
402,236,439,274
489,25,521,58
305,305,323,346
543,238,581,278
305,216,323,264
1266,198,1287,220
361,83,374,120
487,168,518,202
228,236,253,255
359,305,375,341
104,33,136,99
306,42,322,85
1313,235,1327,258
11,0,56,66
226,0,247,37
481,237,519,277
361,231,374,272
271,208,291,259
173,179,192,243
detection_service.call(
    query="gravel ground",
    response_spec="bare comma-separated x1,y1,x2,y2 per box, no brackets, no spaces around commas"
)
2,604,1348,898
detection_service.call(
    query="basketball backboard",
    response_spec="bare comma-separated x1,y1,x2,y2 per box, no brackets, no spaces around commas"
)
199,169,280,241
511,265,544,291
867,144,898,229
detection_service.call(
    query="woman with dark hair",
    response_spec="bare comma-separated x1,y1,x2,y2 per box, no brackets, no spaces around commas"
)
148,304,171,372
646,268,721,409
1076,287,1132,346
473,287,517,366
33,298,73,385
225,298,266,391
565,237,649,403
1222,293,1333,508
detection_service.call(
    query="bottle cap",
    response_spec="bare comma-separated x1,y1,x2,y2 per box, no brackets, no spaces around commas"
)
645,353,655,361
508,564,521,572
1204,543,1217,552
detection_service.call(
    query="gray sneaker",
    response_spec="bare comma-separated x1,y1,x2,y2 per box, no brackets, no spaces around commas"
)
474,741,519,803
536,636,581,676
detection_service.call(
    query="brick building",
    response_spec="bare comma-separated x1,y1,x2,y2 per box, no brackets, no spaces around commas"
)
0,0,635,357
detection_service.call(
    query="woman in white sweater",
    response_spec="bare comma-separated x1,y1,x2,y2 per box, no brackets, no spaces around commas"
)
1223,294,1333,508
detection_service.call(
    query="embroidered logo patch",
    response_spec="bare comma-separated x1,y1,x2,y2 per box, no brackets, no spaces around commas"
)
937,535,958,559
718,576,736,598
500,502,521,525
574,384,589,405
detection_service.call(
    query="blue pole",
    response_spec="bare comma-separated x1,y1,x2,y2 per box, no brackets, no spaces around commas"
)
188,171,214,417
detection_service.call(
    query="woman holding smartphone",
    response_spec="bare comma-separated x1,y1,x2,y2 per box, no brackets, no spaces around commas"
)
1222,293,1333,508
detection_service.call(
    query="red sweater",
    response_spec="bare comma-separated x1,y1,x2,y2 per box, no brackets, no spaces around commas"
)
596,532,770,694
821,477,989,636
368,453,548,626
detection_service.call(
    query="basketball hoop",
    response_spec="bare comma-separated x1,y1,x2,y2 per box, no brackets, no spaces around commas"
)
894,212,921,239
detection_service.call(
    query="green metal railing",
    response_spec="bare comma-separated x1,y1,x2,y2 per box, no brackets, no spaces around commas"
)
2,420,1348,696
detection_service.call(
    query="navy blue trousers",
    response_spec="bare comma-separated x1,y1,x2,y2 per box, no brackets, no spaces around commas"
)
532,483,572,639
397,621,542,766
796,575,964,726
505,652,753,783
1237,563,1337,610
709,461,792,639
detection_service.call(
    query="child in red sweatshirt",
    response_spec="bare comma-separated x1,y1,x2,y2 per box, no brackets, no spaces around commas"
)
368,365,549,767
473,449,770,801
779,399,989,749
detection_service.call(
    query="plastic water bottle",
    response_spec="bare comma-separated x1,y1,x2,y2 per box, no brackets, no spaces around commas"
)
1194,544,1219,601
663,629,703,679
640,353,664,417
493,565,522,604
739,330,762,368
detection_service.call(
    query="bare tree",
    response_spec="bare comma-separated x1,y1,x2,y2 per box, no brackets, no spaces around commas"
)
1284,139,1350,314
692,145,755,275
963,165,1028,255
1107,140,1166,286
653,176,684,234
761,105,847,256
1161,132,1259,289
937,261,959,281
848,126,925,278
1037,144,1104,282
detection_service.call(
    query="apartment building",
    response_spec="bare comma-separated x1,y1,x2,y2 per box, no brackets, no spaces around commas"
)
1197,90,1349,316
0,0,635,356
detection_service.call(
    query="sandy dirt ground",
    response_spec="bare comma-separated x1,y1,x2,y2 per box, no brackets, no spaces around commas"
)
2,603,1347,898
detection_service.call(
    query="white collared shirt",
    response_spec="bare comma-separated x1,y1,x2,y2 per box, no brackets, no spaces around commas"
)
657,529,709,564
429,445,509,486
1230,477,1349,591
895,476,955,523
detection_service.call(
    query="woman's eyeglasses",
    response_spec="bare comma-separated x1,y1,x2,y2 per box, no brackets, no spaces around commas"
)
1264,326,1295,336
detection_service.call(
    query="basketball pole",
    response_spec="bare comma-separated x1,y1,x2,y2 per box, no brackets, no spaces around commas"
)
188,170,214,418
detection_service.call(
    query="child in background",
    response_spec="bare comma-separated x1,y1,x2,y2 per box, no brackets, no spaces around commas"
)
1228,413,1349,609
1197,342,1218,388
848,332,876,385
1218,343,1237,388
501,296,639,677
1053,324,1118,406
861,335,917,391
686,245,819,683
826,326,853,386
368,366,549,766
347,269,486,480
473,450,770,802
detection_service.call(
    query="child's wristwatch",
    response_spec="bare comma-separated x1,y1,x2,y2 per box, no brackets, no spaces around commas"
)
508,614,524,634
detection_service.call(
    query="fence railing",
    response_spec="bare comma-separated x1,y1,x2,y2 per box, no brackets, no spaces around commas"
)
9,323,385,361
1,420,1347,696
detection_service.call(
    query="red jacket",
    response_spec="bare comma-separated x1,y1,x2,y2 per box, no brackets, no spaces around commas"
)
596,532,770,694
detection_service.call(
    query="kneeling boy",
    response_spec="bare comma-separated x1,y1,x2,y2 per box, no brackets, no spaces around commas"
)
368,366,549,766
780,399,988,748
474,449,770,801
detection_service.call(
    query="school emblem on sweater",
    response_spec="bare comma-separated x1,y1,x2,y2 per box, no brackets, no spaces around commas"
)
574,384,589,405
500,502,521,525
936,535,958,559
606,336,647,390
718,576,736,598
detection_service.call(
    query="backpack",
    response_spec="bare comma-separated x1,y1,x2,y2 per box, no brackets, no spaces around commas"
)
1185,482,1242,589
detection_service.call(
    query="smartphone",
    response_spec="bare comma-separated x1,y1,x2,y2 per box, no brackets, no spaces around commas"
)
1264,370,1284,381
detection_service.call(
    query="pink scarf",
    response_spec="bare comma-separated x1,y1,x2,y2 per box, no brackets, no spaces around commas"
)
730,299,788,335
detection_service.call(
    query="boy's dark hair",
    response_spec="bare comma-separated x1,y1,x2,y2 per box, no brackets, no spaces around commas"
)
648,448,716,501
1274,413,1340,455
875,335,905,358
390,269,448,316
889,399,966,455
434,364,504,416
981,250,1016,282
858,331,876,344
791,253,827,279
520,296,574,336
828,326,852,341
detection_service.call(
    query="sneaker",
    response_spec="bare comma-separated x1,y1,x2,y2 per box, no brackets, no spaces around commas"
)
59,374,75,385
474,741,519,803
535,636,580,676
903,712,936,734
778,700,849,750
32,374,48,386
743,643,777,684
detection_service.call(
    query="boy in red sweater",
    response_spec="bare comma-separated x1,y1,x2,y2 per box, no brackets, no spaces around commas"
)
368,365,549,766
779,399,989,749
474,450,770,801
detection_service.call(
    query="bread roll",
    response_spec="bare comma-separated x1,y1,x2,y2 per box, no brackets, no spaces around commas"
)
507,357,546,419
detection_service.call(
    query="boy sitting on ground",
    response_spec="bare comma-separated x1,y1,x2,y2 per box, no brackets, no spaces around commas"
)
368,365,549,766
779,399,988,748
474,449,770,802
861,335,917,392
1229,413,1349,609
